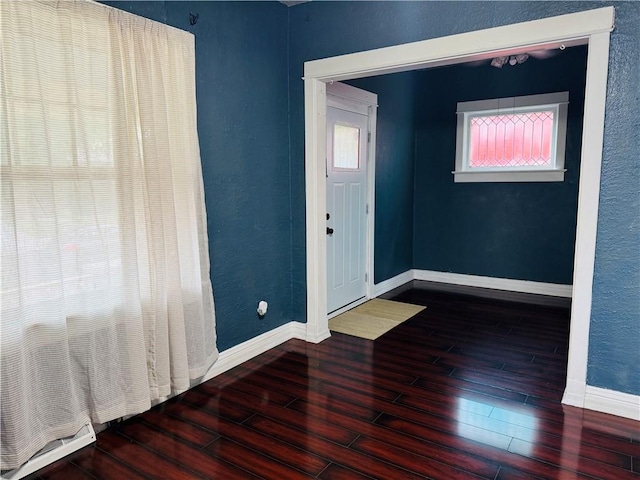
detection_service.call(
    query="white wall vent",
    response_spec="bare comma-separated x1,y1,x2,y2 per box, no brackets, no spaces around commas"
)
1,423,96,480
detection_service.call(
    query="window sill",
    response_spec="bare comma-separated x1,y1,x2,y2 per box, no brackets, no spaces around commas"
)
452,169,566,183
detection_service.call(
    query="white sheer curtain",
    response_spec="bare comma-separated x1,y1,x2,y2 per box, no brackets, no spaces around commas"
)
0,0,218,470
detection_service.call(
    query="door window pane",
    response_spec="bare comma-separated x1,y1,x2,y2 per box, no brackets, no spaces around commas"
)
333,124,360,170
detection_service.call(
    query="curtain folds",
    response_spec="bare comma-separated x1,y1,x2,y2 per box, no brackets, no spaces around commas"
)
0,0,217,470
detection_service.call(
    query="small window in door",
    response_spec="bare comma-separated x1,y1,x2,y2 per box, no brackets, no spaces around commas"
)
333,124,360,170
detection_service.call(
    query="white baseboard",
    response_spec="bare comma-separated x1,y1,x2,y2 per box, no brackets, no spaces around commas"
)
374,270,637,421
584,386,640,421
413,270,572,298
305,328,331,344
373,269,572,299
373,270,415,297
1,424,96,480
5,322,307,478
561,378,587,409
201,321,306,384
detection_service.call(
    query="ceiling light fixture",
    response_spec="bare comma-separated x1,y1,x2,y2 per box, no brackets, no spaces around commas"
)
490,56,508,68
491,53,530,68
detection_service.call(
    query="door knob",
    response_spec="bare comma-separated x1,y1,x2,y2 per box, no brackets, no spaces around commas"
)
326,227,334,235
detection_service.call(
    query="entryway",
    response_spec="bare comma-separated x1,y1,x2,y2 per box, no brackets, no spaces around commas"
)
326,83,377,316
303,8,614,411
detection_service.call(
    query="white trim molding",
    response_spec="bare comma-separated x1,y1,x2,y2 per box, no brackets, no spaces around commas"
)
4,322,308,479
561,30,612,412
413,270,572,298
373,270,415,297
201,321,307,384
452,170,566,184
454,92,569,183
304,7,614,418
303,9,614,82
1,424,96,480
584,386,640,421
327,81,378,108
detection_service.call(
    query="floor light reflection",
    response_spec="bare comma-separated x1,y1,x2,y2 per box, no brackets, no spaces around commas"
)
456,397,538,455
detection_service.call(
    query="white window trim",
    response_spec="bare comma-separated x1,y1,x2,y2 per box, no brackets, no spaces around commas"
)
453,92,569,183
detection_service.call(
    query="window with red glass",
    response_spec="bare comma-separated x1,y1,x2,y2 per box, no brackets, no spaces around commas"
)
454,92,569,182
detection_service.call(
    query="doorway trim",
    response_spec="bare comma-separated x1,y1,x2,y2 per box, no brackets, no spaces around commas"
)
326,82,378,319
303,7,615,410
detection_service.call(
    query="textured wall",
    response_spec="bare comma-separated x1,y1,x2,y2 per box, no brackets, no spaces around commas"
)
586,2,640,396
289,1,640,396
346,74,417,284
106,1,292,351
101,1,639,396
412,46,587,284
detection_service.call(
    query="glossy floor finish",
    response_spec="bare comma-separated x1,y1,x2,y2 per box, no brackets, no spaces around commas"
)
26,282,640,479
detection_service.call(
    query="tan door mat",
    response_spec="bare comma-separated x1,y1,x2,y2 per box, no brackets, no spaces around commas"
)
329,298,426,340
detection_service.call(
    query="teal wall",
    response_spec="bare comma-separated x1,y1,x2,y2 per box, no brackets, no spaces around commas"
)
346,74,417,284
106,1,292,351
103,1,639,396
412,46,587,284
289,2,640,396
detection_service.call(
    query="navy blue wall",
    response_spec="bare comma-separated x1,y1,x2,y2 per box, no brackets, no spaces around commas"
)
412,46,587,284
346,74,417,284
289,2,640,396
106,1,292,351
586,3,640,396
104,1,639,396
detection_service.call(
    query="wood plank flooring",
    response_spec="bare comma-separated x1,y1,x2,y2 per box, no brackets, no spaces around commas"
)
26,282,640,479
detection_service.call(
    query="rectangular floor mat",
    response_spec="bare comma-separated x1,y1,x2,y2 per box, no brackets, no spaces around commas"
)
329,298,426,340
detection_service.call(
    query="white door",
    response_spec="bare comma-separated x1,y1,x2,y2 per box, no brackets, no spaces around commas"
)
326,105,368,313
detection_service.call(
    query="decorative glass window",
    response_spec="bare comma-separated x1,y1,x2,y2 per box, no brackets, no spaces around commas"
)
333,124,360,170
454,92,569,182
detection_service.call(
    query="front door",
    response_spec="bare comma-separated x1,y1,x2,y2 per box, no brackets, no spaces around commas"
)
326,105,368,314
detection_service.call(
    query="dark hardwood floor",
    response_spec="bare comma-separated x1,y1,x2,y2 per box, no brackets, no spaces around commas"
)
26,282,640,479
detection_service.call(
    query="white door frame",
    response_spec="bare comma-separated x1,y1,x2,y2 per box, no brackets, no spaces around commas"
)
326,82,378,319
303,7,615,410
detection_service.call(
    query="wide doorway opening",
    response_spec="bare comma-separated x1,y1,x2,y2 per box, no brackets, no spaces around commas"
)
303,7,614,409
